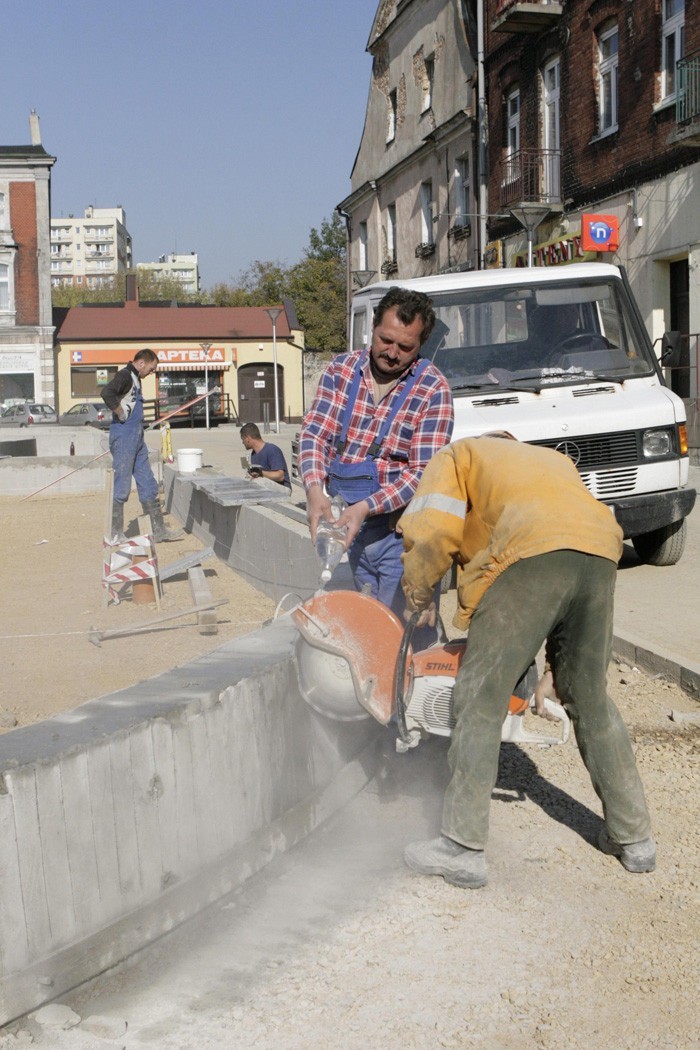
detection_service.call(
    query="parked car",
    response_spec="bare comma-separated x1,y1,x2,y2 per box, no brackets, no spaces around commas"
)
58,402,110,429
0,402,57,426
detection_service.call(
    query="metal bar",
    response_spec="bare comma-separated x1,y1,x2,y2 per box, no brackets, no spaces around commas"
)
88,598,229,646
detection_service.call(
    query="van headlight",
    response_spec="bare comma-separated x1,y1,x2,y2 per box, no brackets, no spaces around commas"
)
642,428,673,457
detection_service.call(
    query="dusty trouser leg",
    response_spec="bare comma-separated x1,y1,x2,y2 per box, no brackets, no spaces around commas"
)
109,423,140,539
442,555,562,849
547,554,651,845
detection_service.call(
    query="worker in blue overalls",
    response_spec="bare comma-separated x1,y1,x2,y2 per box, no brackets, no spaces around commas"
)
101,348,183,543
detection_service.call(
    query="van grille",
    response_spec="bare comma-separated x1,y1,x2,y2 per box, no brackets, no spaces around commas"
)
532,430,639,471
579,468,638,498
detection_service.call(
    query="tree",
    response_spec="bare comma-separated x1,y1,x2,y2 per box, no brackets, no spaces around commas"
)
290,213,347,352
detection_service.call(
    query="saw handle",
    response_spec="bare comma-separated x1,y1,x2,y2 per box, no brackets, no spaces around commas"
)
394,613,419,746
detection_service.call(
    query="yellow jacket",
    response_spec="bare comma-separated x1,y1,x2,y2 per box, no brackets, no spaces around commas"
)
400,437,623,630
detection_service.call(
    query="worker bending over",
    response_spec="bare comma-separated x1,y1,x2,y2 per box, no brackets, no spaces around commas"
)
400,435,654,889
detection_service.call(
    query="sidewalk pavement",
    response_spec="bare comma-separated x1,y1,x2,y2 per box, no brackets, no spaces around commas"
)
149,425,700,699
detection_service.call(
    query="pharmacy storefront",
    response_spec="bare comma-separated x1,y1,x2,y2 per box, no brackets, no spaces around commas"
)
156,347,233,418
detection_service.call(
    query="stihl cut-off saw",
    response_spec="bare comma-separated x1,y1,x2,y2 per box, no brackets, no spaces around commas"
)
291,590,569,752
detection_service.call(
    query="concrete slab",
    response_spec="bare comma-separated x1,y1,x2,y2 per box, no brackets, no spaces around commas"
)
0,620,381,1025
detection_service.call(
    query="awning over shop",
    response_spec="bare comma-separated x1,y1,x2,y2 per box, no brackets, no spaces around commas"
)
157,362,232,371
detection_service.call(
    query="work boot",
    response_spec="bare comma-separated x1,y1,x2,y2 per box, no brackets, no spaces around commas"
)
598,828,656,873
404,835,488,889
109,501,126,543
141,499,184,542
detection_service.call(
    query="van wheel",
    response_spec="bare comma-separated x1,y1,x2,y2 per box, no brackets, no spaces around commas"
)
631,518,687,566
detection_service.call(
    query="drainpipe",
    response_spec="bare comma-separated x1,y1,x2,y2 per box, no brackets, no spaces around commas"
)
477,0,488,270
337,206,352,346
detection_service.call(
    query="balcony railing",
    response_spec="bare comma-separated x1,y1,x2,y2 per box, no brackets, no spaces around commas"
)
492,1,563,34
499,148,562,208
677,50,700,125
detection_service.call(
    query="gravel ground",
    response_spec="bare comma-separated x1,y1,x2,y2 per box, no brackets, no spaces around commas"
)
2,662,698,1049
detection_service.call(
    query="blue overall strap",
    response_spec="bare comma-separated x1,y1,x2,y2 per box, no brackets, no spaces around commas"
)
335,358,428,458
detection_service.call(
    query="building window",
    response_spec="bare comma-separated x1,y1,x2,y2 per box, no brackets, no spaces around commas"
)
359,221,368,269
420,181,434,243
0,263,9,310
598,23,619,134
661,0,685,101
454,157,470,225
387,89,397,142
387,204,397,264
71,367,118,398
421,55,434,113
505,88,520,181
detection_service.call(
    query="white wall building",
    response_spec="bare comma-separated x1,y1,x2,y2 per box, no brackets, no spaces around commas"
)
338,0,477,298
50,206,132,289
136,252,200,295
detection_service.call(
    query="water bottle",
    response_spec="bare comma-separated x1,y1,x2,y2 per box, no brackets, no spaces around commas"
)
315,496,348,585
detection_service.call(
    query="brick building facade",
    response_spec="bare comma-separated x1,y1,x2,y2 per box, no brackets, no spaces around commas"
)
0,113,56,406
485,0,700,401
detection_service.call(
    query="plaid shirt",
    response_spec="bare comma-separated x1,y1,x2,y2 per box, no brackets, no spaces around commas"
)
298,349,454,516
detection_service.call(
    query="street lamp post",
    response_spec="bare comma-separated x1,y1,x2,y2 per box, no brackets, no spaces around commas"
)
199,342,212,429
264,307,282,434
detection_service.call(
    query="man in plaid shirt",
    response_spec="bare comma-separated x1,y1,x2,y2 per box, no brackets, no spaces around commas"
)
299,287,453,627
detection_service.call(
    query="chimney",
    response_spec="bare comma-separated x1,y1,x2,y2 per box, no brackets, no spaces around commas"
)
29,110,42,146
125,274,139,303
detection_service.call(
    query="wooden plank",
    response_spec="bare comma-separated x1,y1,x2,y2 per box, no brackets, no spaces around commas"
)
187,566,218,635
159,547,215,582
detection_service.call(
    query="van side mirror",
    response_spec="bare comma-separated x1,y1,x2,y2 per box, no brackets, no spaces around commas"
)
660,331,681,368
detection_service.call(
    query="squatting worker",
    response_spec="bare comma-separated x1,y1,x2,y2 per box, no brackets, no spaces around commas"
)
240,422,291,489
101,348,183,543
399,435,654,889
298,286,453,635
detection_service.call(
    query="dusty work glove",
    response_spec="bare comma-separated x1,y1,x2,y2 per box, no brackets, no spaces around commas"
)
404,601,437,629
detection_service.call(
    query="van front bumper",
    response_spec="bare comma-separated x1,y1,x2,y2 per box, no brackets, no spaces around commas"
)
607,486,696,538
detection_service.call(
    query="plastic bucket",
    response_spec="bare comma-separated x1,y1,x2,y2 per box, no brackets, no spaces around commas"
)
176,448,203,473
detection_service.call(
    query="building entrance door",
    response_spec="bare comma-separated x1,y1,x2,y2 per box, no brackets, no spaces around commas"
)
238,363,284,425
670,258,690,399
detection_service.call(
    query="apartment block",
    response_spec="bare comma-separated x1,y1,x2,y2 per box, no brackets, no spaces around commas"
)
50,205,132,289
0,112,56,405
136,252,200,295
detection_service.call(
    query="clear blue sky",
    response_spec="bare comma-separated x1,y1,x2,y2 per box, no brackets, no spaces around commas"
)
3,0,379,289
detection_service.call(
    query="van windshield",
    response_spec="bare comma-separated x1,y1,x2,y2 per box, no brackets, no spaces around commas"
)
421,278,657,391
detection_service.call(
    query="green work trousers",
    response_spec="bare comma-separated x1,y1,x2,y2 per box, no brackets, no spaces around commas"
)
442,551,652,850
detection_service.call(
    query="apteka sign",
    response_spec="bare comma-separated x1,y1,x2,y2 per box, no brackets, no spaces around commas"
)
156,347,225,364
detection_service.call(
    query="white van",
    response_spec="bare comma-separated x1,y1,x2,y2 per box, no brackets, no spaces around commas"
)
350,263,696,565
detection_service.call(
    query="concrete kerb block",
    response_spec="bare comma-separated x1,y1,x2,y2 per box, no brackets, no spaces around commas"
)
0,618,381,1026
613,629,700,699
